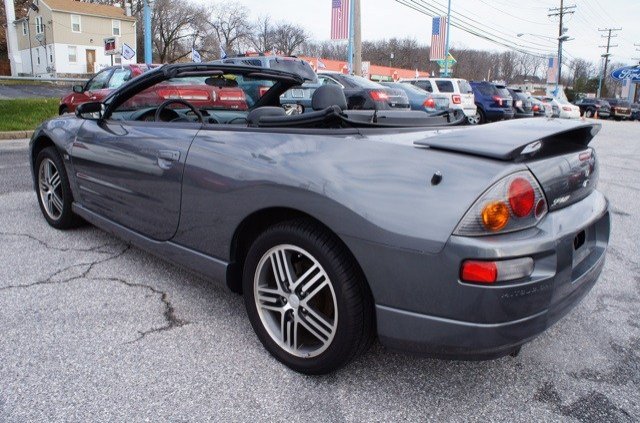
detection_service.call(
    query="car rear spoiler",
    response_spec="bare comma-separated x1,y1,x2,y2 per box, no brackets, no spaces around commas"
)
414,119,601,161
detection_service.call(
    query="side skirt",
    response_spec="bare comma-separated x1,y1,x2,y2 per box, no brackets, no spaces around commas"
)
72,203,229,287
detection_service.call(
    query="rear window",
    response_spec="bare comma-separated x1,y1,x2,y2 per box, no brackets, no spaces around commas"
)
475,84,498,96
268,58,317,81
435,80,454,93
457,80,473,94
396,82,427,95
337,74,384,89
496,86,511,98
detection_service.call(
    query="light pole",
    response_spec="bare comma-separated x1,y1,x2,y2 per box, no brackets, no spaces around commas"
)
144,0,152,64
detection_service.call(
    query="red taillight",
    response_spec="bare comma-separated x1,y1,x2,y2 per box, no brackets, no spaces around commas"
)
452,94,461,104
369,90,389,101
579,150,592,161
492,95,503,106
508,177,535,217
461,261,497,284
157,88,210,101
423,98,436,108
532,105,539,111
258,86,270,97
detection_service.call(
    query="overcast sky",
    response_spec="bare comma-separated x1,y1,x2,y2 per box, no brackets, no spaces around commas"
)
214,0,640,67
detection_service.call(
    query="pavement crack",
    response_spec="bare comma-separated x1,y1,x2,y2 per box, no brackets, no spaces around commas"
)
0,231,124,254
0,244,131,292
90,276,190,343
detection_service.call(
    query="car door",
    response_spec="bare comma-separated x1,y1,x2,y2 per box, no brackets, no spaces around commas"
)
77,68,114,108
71,118,201,241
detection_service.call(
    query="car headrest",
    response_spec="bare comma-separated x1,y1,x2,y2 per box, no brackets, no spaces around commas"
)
246,106,286,127
311,84,347,111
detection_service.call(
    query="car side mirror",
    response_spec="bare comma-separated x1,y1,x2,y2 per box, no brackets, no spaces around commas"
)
76,101,103,120
72,84,85,93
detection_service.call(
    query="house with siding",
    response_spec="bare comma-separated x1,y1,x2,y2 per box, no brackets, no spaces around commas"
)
14,0,137,77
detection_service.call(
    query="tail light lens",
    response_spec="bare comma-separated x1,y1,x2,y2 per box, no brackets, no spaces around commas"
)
423,98,436,109
258,86,271,97
369,90,389,101
452,94,461,104
454,171,547,236
461,258,534,284
532,105,539,111
157,88,210,101
492,95,503,106
562,106,572,111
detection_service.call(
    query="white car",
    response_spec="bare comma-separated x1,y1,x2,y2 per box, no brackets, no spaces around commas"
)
399,77,477,117
541,97,580,119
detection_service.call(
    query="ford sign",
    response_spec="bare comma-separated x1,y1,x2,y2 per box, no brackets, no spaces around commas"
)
610,65,640,82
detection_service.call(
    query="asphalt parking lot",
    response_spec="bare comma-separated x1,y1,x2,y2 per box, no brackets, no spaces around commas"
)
0,119,638,422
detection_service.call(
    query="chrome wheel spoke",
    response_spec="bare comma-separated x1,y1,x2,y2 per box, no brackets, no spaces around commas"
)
257,286,283,304
302,279,329,302
51,191,64,213
298,314,331,342
268,248,294,293
49,172,61,190
293,262,322,292
302,306,334,337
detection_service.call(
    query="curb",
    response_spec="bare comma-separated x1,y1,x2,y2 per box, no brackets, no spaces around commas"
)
0,131,34,140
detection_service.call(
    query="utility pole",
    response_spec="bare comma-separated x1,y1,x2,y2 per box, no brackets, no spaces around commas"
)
353,0,361,77
144,0,152,64
596,27,621,98
443,0,452,77
548,1,575,95
3,0,20,75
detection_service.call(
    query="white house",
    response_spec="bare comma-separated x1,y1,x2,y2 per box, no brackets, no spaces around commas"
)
14,0,137,76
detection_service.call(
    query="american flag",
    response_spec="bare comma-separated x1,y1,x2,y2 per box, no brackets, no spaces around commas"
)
546,56,558,84
430,16,447,61
331,0,350,40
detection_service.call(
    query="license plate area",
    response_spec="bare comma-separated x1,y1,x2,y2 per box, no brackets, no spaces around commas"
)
572,229,591,268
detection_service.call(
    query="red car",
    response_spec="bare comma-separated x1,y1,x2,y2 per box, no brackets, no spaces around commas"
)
60,64,248,114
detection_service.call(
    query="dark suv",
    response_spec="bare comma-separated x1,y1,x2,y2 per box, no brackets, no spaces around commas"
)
507,88,534,118
468,81,514,124
574,98,611,119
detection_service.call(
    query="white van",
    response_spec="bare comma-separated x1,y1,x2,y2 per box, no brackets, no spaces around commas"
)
399,77,476,117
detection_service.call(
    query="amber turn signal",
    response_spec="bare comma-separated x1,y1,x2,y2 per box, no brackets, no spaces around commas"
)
481,201,510,231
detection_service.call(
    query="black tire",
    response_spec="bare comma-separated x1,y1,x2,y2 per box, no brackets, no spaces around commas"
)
59,105,69,115
477,108,487,124
242,218,375,374
35,147,83,229
585,109,593,118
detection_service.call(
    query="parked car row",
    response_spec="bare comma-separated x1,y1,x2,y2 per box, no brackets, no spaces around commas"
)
573,97,639,121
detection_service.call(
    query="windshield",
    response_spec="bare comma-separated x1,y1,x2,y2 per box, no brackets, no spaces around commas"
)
335,74,384,89
496,86,511,98
397,83,428,95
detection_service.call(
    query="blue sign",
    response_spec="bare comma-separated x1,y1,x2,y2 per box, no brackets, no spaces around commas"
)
610,65,640,82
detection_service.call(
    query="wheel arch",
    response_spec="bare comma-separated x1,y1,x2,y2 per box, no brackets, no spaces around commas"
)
226,207,370,300
30,135,56,186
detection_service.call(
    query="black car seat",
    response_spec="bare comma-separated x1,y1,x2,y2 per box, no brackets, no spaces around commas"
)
247,106,286,127
256,85,348,128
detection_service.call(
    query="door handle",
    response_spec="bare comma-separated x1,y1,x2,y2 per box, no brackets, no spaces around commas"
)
158,150,180,161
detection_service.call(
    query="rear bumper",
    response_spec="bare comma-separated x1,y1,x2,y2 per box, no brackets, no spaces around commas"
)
350,190,610,359
483,106,515,121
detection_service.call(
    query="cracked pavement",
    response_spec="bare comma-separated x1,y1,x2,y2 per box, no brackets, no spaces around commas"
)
0,120,639,422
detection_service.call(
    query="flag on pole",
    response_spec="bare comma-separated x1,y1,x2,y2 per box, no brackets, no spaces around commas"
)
219,45,227,60
331,0,350,40
191,48,201,63
546,56,558,84
430,16,447,61
317,57,327,69
121,43,135,61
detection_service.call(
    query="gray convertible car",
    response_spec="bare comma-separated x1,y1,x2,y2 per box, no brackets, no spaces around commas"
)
29,63,610,374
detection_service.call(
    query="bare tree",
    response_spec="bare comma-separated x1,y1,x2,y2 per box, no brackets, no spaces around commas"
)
250,16,273,52
152,0,209,63
271,23,308,56
208,2,253,54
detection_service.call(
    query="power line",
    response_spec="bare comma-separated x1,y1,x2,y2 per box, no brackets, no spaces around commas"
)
395,0,550,57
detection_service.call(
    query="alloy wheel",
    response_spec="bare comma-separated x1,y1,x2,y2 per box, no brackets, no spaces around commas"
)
253,244,338,358
38,158,64,220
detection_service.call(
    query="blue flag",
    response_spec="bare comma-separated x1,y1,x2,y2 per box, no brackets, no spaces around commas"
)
121,43,135,61
192,48,202,63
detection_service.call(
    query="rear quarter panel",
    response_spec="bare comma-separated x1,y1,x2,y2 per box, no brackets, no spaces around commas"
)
173,128,521,261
